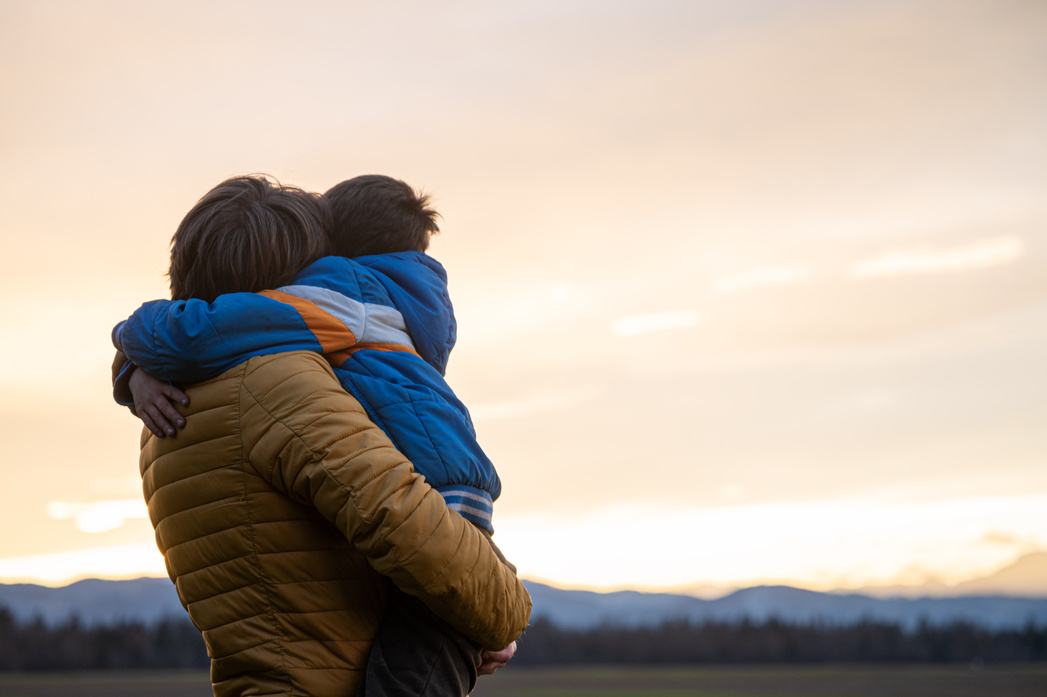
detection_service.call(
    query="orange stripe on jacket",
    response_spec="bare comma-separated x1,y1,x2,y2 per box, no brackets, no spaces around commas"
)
327,342,420,367
259,290,357,353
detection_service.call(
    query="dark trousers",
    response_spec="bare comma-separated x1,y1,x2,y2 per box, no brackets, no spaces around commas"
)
356,583,482,697
357,530,515,697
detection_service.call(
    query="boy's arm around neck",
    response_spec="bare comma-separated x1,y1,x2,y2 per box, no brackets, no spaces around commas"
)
112,292,354,383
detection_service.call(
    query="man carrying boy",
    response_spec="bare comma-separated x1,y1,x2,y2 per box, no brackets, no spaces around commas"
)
113,175,528,697
116,175,520,696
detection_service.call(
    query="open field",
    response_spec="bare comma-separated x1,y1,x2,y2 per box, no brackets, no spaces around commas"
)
0,670,212,697
472,665,1047,697
0,665,1044,696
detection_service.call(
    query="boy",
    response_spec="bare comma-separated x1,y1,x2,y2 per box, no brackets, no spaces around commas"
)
114,175,515,696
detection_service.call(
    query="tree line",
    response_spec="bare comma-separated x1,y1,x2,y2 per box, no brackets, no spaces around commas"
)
1,605,1044,670
0,607,207,670
514,616,1047,665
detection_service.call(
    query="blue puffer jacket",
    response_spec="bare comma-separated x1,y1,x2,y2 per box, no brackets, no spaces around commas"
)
112,252,500,532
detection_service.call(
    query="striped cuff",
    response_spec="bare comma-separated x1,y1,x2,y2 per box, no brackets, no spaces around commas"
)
437,486,495,534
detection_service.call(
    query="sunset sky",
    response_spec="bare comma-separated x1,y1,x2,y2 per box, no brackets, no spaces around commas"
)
1,0,1045,595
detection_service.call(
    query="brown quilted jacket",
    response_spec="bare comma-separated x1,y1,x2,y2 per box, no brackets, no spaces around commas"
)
139,351,531,697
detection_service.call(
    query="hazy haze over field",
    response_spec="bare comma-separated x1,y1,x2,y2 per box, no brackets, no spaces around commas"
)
1,0,1045,593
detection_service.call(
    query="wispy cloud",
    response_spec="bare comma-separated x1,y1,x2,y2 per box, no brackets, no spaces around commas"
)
611,310,700,337
714,267,808,295
850,237,1024,279
47,500,148,534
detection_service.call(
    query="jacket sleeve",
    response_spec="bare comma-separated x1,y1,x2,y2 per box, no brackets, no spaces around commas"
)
236,352,531,650
112,293,354,384
111,351,137,410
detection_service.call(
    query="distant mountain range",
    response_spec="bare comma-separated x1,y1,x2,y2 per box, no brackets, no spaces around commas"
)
523,581,1047,631
2,580,1045,632
1,552,1043,631
0,577,184,627
846,551,1047,599
670,551,1047,600
523,552,1047,631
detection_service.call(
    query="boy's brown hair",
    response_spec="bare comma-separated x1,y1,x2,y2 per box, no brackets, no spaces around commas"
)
168,175,331,301
323,175,440,258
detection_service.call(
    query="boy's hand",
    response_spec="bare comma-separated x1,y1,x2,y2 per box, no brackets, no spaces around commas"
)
477,640,516,676
129,368,189,438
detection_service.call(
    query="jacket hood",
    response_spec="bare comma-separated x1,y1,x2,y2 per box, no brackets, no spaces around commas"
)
354,252,456,375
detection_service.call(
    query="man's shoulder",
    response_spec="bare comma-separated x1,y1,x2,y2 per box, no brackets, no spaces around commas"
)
241,351,337,386
237,352,370,444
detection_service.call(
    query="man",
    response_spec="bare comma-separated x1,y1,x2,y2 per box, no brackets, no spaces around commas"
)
113,176,529,696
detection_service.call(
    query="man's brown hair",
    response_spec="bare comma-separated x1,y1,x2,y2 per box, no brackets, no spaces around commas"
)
323,175,440,258
168,175,331,301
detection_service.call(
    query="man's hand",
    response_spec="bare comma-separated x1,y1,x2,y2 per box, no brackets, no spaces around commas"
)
129,367,189,438
477,640,516,676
